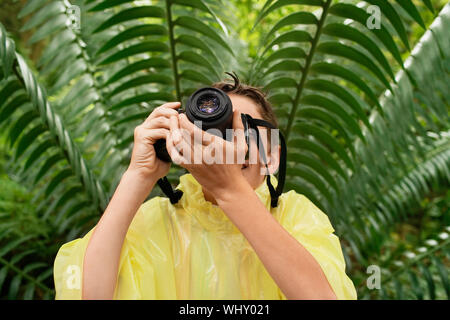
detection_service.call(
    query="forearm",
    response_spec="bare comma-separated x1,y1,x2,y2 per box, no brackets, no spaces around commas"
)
215,179,337,300
82,169,156,299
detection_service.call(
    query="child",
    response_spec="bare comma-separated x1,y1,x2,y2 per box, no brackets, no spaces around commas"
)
53,74,357,300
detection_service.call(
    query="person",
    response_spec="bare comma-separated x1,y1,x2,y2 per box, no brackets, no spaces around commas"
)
53,74,357,300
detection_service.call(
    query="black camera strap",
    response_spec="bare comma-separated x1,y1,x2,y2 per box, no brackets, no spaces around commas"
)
157,115,286,208
242,114,287,208
157,176,183,204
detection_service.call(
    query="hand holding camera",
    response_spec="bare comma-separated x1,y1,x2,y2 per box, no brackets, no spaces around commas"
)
127,101,181,182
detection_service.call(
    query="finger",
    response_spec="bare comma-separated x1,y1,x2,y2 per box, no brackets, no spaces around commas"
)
169,114,183,145
178,116,208,164
167,140,184,165
142,116,170,130
174,138,193,164
145,102,181,123
231,110,245,144
167,135,190,166
178,113,195,138
179,113,218,147
232,109,244,131
147,128,170,144
178,113,201,146
166,119,183,165
134,125,170,144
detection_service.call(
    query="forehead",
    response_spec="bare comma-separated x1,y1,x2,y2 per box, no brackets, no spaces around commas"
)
228,93,263,119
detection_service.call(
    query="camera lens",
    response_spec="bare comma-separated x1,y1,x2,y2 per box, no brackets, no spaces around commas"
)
154,87,233,162
197,94,220,114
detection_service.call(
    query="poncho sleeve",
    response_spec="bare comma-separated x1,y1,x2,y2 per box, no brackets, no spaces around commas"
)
53,197,177,299
276,191,357,300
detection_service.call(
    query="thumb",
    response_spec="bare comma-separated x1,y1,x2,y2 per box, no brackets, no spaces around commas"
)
232,109,244,131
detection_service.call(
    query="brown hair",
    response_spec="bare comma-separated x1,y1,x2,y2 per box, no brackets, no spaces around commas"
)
211,72,278,128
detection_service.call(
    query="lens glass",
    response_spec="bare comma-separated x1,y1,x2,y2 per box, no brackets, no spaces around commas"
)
197,94,220,114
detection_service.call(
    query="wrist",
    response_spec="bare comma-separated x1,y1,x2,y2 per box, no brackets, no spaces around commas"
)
122,169,158,192
213,176,253,206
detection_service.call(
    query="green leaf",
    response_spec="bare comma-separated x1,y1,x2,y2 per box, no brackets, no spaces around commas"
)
174,16,234,55
15,124,46,159
109,74,173,98
263,30,312,56
110,92,175,110
96,25,168,55
0,94,29,127
18,0,47,18
264,77,297,90
93,6,165,33
90,0,135,11
431,256,450,299
24,139,54,171
365,0,410,51
180,69,214,85
105,58,171,85
422,0,435,13
177,51,221,79
8,110,38,147
34,153,64,184
288,152,339,192
288,166,334,203
260,47,307,70
98,42,169,65
394,0,426,29
45,168,73,197
0,24,17,78
176,34,223,68
172,0,229,36
255,0,324,27
310,62,382,113
316,41,393,91
304,79,371,129
322,23,395,81
28,15,66,44
263,60,303,77
20,2,65,31
289,138,348,180
418,262,436,300
264,12,318,42
329,3,404,66
297,106,356,155
8,275,21,300
294,122,354,170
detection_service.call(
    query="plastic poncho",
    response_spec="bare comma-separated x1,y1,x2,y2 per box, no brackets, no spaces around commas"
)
53,173,357,300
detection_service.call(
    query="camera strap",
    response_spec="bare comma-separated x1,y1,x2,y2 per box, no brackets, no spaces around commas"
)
157,176,184,204
241,114,287,208
157,115,286,208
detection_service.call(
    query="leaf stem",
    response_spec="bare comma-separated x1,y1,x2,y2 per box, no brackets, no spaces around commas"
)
0,256,54,295
285,0,332,141
166,0,181,102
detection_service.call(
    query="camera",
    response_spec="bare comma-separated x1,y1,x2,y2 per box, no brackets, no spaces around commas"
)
154,87,233,162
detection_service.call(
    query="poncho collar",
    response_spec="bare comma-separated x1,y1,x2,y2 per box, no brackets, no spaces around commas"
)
176,173,277,234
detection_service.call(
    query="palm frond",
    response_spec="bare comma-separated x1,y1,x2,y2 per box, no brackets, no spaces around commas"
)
0,23,107,228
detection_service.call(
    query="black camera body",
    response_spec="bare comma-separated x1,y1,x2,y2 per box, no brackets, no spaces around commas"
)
154,87,233,162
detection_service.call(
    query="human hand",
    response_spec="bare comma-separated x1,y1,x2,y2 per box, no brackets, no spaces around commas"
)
166,110,251,202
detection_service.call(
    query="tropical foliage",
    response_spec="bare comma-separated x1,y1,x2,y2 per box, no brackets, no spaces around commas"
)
0,0,449,299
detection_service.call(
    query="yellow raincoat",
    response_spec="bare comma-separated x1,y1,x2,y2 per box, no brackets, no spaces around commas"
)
53,173,357,299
